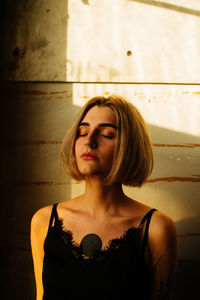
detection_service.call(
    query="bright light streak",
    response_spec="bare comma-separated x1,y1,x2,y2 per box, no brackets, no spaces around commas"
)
72,83,200,137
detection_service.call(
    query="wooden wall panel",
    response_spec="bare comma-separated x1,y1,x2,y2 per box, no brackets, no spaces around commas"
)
15,83,73,141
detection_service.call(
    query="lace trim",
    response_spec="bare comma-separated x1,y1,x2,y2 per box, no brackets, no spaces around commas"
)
53,216,141,263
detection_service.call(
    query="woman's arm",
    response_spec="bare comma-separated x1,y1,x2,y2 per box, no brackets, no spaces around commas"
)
30,206,52,300
147,212,178,299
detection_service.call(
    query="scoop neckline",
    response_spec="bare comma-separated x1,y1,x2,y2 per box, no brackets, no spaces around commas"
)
52,215,142,263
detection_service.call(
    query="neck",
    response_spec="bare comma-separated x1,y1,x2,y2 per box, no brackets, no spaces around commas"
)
80,176,127,216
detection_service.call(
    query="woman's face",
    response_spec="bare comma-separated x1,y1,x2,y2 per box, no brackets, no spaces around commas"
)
75,105,118,178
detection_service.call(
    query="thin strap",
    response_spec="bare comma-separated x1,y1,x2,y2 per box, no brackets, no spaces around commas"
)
47,203,58,232
139,208,157,253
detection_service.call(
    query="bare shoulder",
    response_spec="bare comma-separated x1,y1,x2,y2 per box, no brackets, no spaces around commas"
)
150,210,177,237
148,210,177,260
31,205,53,237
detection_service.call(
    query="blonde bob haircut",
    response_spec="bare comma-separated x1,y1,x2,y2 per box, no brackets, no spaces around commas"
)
59,95,153,187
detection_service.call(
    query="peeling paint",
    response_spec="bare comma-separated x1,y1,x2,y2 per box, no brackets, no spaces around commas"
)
16,180,70,185
153,144,200,148
80,96,89,99
81,0,90,5
178,233,200,237
147,177,200,183
23,140,62,144
192,91,200,94
50,90,69,94
21,90,47,95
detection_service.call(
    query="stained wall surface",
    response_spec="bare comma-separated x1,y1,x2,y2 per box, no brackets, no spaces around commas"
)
1,0,200,299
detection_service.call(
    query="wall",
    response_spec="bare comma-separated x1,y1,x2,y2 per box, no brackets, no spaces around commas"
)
1,0,200,299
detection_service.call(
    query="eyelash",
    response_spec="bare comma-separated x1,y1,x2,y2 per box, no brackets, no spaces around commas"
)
102,134,113,139
79,133,113,139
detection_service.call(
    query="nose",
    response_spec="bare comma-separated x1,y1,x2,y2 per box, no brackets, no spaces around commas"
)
84,132,97,149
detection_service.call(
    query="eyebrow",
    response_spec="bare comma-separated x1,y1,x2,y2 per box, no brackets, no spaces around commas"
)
79,122,118,130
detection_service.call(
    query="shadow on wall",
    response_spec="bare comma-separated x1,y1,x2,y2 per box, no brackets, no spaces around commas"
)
149,124,199,144
124,122,200,299
150,125,200,299
127,0,200,18
175,216,200,258
129,123,200,216
0,82,78,300
174,216,200,299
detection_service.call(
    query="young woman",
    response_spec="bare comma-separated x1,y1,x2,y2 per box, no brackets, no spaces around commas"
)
31,95,177,300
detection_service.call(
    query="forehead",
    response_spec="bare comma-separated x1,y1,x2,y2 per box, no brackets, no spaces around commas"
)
81,105,117,125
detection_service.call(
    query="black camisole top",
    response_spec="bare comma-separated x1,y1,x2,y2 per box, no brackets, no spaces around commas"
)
42,203,157,300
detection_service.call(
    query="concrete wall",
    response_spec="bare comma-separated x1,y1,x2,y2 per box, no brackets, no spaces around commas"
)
1,0,200,299
66,0,200,83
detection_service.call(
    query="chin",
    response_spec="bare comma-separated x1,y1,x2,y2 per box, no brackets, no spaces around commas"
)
78,168,107,177
80,171,101,176
77,164,110,178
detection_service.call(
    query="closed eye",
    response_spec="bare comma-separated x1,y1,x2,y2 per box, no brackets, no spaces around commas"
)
78,133,113,139
101,134,114,139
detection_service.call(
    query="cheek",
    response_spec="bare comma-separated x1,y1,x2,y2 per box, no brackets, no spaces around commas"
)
74,139,85,159
104,144,116,161
74,140,80,158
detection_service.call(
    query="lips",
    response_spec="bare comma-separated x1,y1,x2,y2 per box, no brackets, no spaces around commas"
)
81,152,97,160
